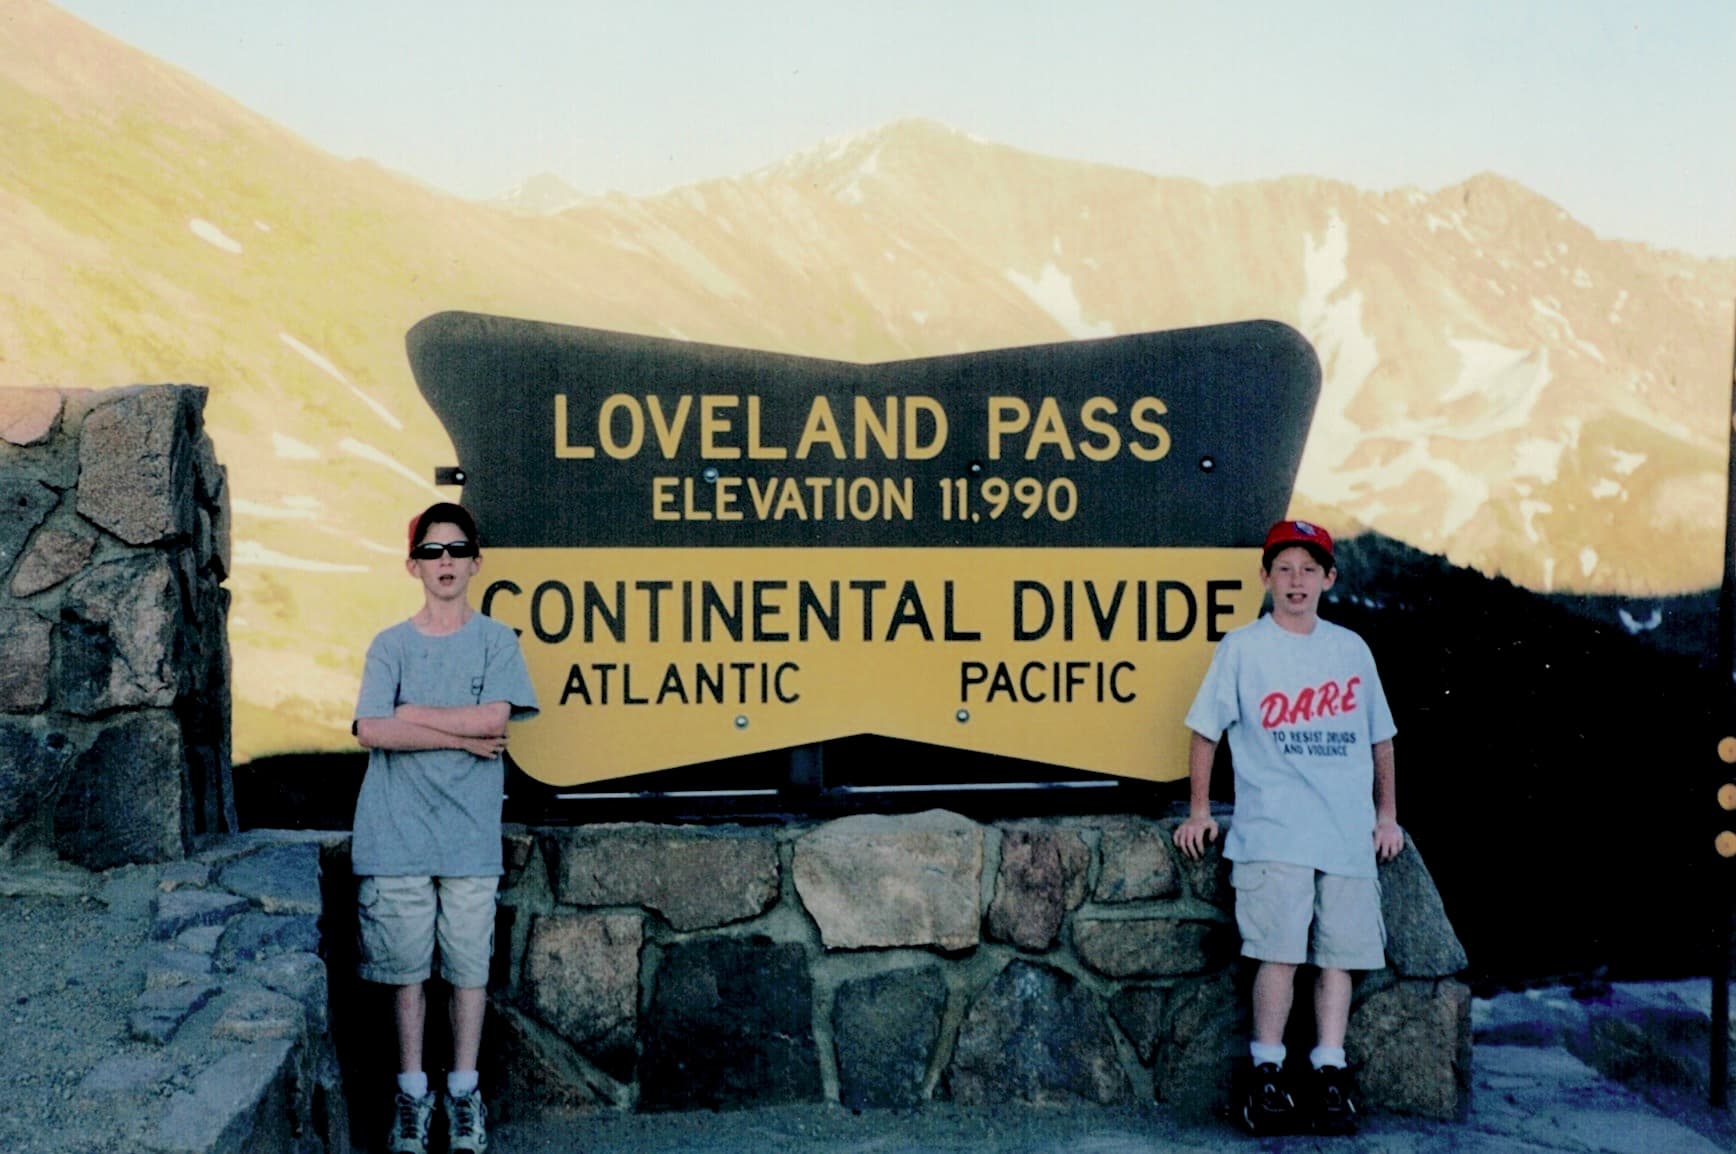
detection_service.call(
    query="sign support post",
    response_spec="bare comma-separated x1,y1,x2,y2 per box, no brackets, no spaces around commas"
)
1714,302,1736,1109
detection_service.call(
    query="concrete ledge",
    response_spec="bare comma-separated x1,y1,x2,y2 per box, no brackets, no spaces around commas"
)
2,831,348,1154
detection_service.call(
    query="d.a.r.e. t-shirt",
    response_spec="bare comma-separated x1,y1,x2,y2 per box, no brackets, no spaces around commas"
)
1184,614,1395,877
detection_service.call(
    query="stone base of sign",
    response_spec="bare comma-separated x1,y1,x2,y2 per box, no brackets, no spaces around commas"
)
428,813,1471,1121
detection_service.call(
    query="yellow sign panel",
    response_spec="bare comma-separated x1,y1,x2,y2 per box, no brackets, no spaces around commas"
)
480,547,1257,785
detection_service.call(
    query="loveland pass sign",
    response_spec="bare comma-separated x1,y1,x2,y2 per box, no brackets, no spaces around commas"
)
407,311,1320,786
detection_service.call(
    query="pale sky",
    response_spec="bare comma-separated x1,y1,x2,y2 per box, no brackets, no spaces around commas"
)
53,0,1736,256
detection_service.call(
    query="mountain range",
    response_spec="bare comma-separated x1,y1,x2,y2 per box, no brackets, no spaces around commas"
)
3,0,1733,760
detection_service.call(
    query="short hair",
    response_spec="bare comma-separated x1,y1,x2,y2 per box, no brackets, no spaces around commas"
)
408,502,479,555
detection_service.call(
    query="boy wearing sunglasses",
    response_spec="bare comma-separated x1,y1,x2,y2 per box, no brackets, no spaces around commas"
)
351,502,539,1154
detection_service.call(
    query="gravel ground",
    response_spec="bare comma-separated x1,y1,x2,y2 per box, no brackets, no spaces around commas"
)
3,862,1732,1154
0,866,163,1154
490,1102,1228,1153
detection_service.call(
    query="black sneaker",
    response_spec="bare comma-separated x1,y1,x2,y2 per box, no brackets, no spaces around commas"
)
1239,1061,1298,1136
1310,1064,1359,1136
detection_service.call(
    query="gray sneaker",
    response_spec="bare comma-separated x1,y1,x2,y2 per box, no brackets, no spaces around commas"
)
387,1091,435,1154
446,1088,489,1154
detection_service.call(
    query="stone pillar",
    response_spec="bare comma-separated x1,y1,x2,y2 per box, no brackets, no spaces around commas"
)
0,385,234,866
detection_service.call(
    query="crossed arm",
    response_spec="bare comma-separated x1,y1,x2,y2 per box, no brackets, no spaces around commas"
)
354,701,511,760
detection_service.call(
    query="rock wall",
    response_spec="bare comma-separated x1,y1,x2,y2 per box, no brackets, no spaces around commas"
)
457,811,1471,1120
0,386,234,867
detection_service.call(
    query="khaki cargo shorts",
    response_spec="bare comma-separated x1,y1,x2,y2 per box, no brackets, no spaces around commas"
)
356,875,498,988
1231,860,1386,971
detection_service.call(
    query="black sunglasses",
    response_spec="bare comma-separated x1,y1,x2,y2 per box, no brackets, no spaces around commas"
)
409,540,477,560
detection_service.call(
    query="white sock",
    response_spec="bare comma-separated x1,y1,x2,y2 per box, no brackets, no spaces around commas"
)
448,1070,480,1096
1310,1046,1346,1070
396,1071,429,1099
1250,1042,1287,1067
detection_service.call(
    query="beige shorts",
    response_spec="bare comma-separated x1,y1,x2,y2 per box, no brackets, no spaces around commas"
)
356,875,499,988
1231,860,1386,971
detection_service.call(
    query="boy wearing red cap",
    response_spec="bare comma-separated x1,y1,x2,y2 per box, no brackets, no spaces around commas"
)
351,502,538,1154
1173,519,1402,1136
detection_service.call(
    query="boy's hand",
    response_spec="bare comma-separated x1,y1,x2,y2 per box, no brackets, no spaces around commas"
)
1173,814,1220,861
1374,820,1404,862
459,733,509,759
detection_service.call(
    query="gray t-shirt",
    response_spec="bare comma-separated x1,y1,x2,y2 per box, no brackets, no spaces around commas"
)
1184,614,1396,877
352,613,539,877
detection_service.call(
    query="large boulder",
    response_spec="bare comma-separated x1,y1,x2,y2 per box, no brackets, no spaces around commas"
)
639,935,821,1110
55,710,186,868
0,477,58,584
0,609,53,713
8,518,98,598
793,810,983,951
1162,815,1234,908
1072,914,1234,979
1153,973,1247,1116
523,912,643,1082
551,825,778,932
986,825,1089,950
1380,835,1469,977
57,554,182,716
1347,977,1473,1118
0,388,62,446
946,960,1128,1106
76,386,203,546
1108,985,1169,1065
1093,818,1180,902
0,717,78,859
483,1000,627,1120
833,966,949,1109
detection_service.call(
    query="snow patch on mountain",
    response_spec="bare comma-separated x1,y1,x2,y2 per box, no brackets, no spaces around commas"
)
835,145,882,205
233,540,369,573
1003,264,1112,339
1608,289,1629,324
232,498,316,521
1529,298,1605,363
271,432,319,460
189,218,241,254
1590,479,1624,500
1425,211,1474,243
1519,498,1552,543
339,437,441,496
1609,449,1646,475
1441,340,1553,434
638,225,747,299
1294,212,1380,502
1513,438,1565,483
279,333,403,430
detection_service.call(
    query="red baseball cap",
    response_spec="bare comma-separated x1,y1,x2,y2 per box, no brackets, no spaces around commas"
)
1262,519,1334,567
